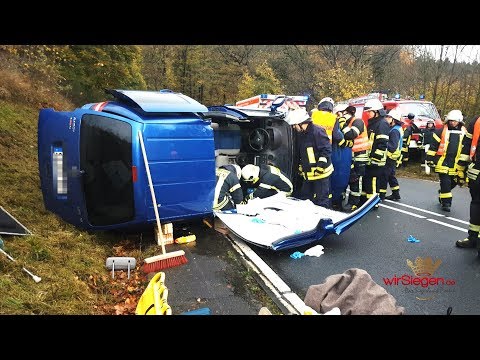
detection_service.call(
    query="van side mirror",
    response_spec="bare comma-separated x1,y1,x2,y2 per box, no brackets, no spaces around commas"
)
270,96,286,113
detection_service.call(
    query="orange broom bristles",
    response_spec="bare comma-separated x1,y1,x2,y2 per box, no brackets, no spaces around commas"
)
142,250,188,273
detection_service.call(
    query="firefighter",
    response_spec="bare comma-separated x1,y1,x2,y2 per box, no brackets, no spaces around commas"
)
313,99,348,209
338,105,370,211
456,115,480,256
286,108,333,207
213,164,244,211
381,109,404,201
401,113,414,167
362,98,390,207
241,164,293,201
426,109,467,212
421,120,436,165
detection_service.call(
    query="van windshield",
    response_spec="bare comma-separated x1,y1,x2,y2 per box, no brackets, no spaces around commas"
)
397,102,439,119
80,114,134,226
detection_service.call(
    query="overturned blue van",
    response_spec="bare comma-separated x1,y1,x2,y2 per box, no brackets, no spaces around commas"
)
37,89,378,250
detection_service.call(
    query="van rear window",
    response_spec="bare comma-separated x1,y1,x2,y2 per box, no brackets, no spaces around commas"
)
80,115,134,226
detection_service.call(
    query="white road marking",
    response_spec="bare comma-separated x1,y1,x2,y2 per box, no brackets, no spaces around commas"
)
426,218,468,232
381,202,468,232
384,199,445,217
379,203,427,218
384,199,469,225
445,217,470,225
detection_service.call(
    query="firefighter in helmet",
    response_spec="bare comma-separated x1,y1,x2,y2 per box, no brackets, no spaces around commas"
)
241,164,293,202
287,108,333,207
338,105,370,211
426,109,467,212
213,164,244,211
381,109,404,201
455,114,480,256
362,98,390,207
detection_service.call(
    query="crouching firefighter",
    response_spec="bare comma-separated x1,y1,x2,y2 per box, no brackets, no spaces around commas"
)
241,164,293,201
455,114,480,257
426,109,467,212
381,109,404,201
338,105,370,211
213,164,244,211
287,108,333,208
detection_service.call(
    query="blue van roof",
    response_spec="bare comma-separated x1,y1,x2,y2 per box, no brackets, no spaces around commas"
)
107,89,208,113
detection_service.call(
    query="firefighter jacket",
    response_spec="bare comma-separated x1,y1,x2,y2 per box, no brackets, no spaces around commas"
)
459,116,480,181
312,110,345,146
297,122,333,181
339,114,370,163
213,165,244,210
426,123,466,175
386,124,404,167
366,115,390,167
422,127,435,147
402,125,412,156
247,164,293,199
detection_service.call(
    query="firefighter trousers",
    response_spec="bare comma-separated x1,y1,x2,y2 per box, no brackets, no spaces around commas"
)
363,165,385,201
468,176,480,246
300,177,331,208
348,162,366,206
438,173,458,206
379,162,399,197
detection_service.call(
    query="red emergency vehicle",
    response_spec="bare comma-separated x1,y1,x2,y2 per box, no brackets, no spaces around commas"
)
347,92,443,150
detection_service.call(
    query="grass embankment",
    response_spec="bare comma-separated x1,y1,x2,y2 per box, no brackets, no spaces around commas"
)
0,101,153,314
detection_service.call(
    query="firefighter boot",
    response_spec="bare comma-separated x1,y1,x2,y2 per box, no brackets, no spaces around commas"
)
441,199,451,212
385,190,401,201
456,231,478,248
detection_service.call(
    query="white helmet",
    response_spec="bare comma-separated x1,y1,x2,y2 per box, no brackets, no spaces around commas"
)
286,108,311,125
445,109,463,122
364,99,383,111
386,109,402,122
333,103,348,114
319,97,335,107
241,164,260,182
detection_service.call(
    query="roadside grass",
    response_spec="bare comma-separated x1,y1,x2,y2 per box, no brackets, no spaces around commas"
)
0,100,151,314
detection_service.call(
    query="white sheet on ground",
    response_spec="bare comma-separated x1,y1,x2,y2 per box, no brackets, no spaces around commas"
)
215,193,350,247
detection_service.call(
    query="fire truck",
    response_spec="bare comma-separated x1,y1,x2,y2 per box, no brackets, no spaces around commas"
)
346,92,443,152
235,94,308,110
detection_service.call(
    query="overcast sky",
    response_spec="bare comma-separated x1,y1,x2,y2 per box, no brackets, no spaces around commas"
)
423,45,480,63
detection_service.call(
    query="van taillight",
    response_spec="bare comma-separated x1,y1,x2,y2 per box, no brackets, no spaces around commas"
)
132,166,137,182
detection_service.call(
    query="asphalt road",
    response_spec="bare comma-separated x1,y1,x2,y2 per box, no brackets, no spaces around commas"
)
251,176,480,315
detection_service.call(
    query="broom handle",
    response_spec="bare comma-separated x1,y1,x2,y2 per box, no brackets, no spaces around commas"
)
138,130,166,255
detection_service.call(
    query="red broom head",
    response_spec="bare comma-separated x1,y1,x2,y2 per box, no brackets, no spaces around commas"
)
142,251,188,273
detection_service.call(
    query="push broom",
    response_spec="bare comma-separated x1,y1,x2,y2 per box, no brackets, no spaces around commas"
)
138,131,187,273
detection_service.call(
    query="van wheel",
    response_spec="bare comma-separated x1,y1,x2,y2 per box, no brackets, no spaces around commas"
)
248,128,270,151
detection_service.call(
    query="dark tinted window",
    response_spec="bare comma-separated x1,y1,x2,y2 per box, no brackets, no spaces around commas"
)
80,115,134,226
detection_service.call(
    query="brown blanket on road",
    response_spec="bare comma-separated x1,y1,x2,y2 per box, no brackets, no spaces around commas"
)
304,268,405,315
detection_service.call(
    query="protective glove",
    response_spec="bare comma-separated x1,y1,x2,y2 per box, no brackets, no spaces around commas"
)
344,140,354,148
467,162,478,181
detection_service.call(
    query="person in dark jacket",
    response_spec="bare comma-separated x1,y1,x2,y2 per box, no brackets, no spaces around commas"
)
381,109,404,201
286,108,333,207
420,120,436,164
241,164,293,201
426,109,467,212
213,164,244,211
456,114,480,257
401,113,414,167
362,99,390,208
